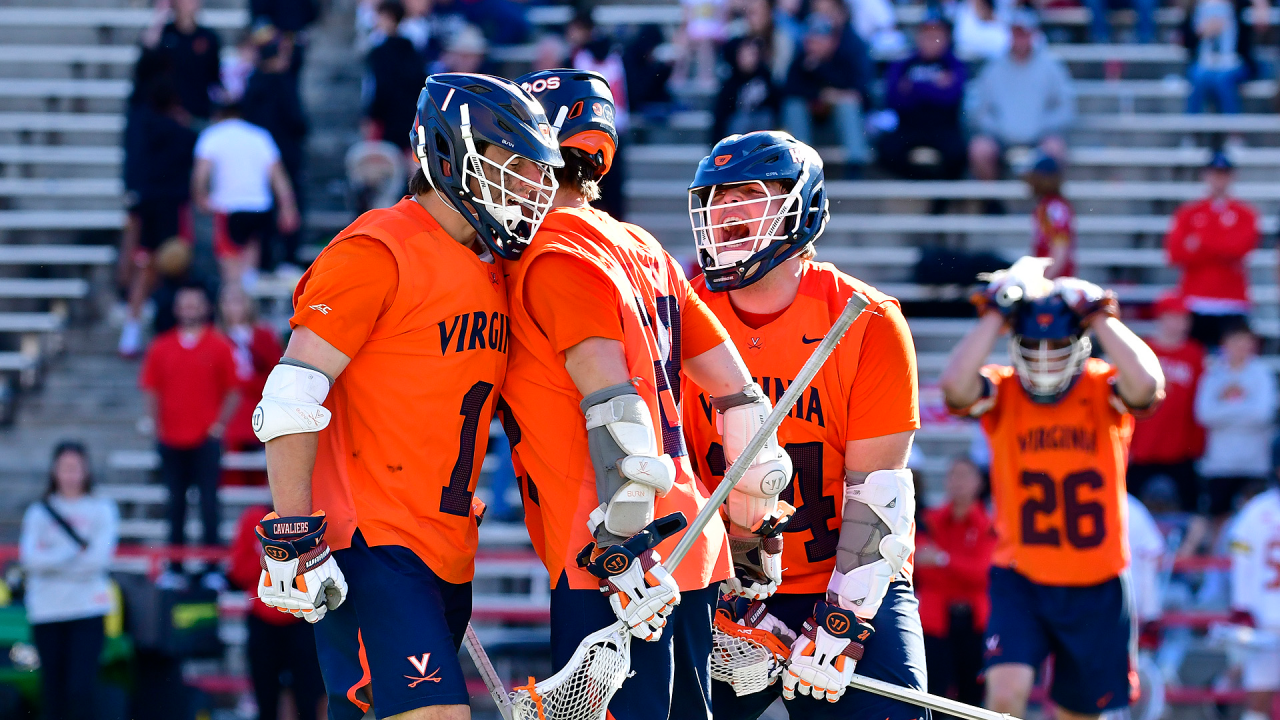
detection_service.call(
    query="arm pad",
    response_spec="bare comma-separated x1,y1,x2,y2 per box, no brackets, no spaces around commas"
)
715,383,793,532
253,363,333,443
827,469,915,621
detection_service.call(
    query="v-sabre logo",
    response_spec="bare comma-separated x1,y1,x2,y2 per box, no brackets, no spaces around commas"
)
405,653,442,688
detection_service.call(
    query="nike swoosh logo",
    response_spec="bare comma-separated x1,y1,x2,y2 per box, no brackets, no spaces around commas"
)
802,335,824,344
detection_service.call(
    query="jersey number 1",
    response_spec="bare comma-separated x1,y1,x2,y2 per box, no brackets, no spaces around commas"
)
1019,470,1106,549
439,381,495,517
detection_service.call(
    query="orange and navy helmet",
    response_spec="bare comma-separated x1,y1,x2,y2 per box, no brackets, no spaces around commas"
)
514,69,618,179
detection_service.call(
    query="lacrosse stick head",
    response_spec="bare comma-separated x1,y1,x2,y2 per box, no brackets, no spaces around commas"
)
511,622,632,720
711,608,792,697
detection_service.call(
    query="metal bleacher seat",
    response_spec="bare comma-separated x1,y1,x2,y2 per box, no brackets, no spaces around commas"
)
0,79,130,100
0,210,124,230
0,44,139,65
0,178,120,197
0,7,247,29
0,112,123,132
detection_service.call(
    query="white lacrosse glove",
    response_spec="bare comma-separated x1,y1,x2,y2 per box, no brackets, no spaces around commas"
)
256,511,348,623
973,256,1054,320
1053,276,1119,327
580,513,687,641
724,501,794,600
782,601,872,703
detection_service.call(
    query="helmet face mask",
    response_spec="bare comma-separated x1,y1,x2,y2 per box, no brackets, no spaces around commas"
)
1008,295,1092,402
687,131,829,291
691,178,805,275
412,73,563,260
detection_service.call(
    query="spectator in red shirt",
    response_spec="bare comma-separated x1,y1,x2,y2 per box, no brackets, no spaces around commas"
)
1129,292,1206,513
228,505,325,720
1165,152,1258,348
218,286,282,485
1024,152,1075,279
915,456,996,710
139,285,239,556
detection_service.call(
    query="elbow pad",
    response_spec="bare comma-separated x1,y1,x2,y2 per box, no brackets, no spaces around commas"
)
715,383,793,533
827,469,915,621
253,363,333,443
582,382,676,542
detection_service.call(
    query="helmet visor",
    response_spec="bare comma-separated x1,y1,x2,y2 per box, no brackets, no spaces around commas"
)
689,178,804,272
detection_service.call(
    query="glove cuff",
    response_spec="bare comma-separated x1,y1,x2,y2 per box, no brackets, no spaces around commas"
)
257,512,331,577
801,602,874,662
1079,291,1120,328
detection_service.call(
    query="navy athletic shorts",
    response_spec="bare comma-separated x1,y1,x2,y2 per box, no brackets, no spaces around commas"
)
550,574,718,720
984,566,1135,714
712,581,930,720
312,530,472,720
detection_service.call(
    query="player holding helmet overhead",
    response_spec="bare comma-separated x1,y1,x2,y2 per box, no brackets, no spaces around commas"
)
939,260,1164,720
681,130,927,720
503,70,793,720
251,73,561,720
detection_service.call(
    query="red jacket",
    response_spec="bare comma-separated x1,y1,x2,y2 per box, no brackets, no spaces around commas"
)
223,324,283,449
914,503,996,637
228,505,299,626
1165,197,1258,310
1130,339,1206,464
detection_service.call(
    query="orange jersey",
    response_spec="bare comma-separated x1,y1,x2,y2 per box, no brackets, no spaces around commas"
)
967,360,1133,586
502,206,733,592
682,262,921,594
291,198,507,585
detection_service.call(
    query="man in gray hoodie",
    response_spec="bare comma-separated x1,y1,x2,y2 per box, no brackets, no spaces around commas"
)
966,9,1075,182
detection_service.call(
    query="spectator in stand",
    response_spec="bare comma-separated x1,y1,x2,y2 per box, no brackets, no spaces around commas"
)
1024,153,1075,278
218,286,281,485
147,0,222,121
877,10,967,181
250,0,320,74
710,36,780,141
1227,447,1280,720
228,505,326,720
532,33,570,71
219,31,261,104
192,102,300,290
725,0,794,84
1184,0,1252,114
363,0,427,153
682,0,728,85
1085,0,1157,43
622,24,674,117
1165,152,1258,348
781,3,874,175
914,456,996,711
139,286,239,575
1127,493,1167,629
434,0,529,46
428,22,490,74
1129,293,1207,514
149,237,219,337
568,13,631,218
1195,320,1276,521
119,80,198,358
953,0,1010,61
398,0,449,66
966,9,1075,183
848,0,908,58
241,34,308,271
19,442,119,720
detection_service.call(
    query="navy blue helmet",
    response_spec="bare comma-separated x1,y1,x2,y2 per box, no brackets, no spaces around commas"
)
1009,294,1092,402
514,69,618,178
411,73,563,260
688,131,829,291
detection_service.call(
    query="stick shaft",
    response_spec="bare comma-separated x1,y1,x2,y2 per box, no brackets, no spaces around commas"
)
463,623,515,720
848,674,1019,720
666,292,871,571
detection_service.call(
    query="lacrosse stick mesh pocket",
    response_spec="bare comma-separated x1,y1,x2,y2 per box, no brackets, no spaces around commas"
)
511,622,632,720
711,611,791,697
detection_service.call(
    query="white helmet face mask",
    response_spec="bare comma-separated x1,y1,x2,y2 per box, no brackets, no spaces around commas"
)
422,102,559,242
689,175,807,272
1010,335,1092,398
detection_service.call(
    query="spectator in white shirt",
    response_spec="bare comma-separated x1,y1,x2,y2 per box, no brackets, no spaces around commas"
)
19,442,119,720
1195,321,1277,520
191,102,299,291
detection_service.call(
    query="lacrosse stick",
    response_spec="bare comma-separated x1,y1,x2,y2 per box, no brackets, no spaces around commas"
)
463,292,873,720
464,624,515,720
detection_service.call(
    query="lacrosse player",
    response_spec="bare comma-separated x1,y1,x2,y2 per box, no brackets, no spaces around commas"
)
501,70,792,720
1228,450,1280,720
940,262,1164,720
253,73,562,720
681,131,928,719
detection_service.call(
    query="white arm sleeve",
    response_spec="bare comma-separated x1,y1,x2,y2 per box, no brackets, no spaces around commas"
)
253,363,333,443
